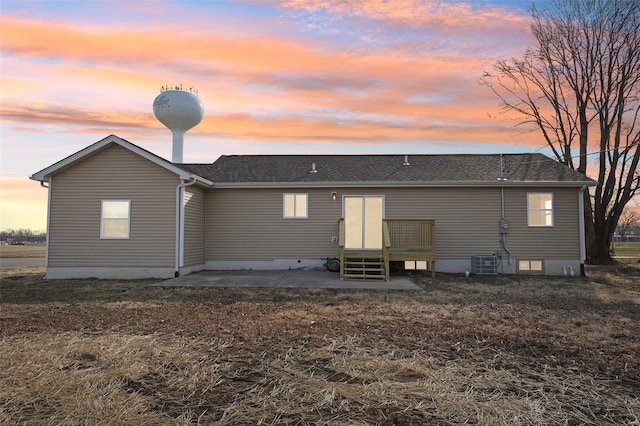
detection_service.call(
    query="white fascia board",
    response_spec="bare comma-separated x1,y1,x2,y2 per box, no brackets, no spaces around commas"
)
211,180,596,189
30,134,194,181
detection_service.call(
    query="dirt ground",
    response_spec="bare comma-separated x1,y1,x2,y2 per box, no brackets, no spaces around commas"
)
1,265,639,425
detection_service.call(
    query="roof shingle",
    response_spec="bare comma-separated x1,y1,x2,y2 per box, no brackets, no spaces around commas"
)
178,154,594,185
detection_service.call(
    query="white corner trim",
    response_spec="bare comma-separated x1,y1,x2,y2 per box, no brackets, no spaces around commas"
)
44,177,52,268
578,188,587,263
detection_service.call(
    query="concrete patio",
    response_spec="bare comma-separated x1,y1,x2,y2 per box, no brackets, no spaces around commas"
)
153,269,422,290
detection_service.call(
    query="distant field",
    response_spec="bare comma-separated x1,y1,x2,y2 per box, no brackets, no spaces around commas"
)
0,245,46,258
1,243,637,260
613,242,640,258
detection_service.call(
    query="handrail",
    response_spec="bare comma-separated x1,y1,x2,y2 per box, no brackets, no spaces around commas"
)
338,219,345,279
382,221,391,279
384,219,435,251
382,221,391,248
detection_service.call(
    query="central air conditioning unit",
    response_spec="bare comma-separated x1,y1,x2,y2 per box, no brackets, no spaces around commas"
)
471,255,498,275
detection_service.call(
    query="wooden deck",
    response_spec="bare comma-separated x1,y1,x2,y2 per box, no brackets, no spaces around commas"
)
339,219,436,280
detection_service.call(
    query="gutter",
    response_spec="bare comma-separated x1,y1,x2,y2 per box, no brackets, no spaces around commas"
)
175,177,198,277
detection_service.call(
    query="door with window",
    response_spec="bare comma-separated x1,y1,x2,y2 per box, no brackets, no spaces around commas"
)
343,196,384,250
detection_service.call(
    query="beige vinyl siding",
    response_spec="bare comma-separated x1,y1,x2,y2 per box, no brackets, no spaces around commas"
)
205,187,504,261
206,188,341,260
503,187,580,258
389,187,580,259
48,144,178,267
183,186,205,266
384,187,502,258
205,186,581,262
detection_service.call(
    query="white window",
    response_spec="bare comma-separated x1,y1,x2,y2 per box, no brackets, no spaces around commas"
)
101,200,130,239
283,194,308,218
518,260,543,272
405,261,427,270
527,193,553,226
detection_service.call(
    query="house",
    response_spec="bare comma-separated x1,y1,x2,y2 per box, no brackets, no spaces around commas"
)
30,134,595,279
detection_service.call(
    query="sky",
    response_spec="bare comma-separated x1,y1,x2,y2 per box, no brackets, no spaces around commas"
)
1,0,551,231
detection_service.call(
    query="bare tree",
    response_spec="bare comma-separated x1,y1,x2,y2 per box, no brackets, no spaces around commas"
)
482,0,640,263
615,207,640,241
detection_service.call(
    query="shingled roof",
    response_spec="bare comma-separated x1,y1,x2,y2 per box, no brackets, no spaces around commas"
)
179,154,594,186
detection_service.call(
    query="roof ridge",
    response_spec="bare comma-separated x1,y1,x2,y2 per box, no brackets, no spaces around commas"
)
216,153,544,158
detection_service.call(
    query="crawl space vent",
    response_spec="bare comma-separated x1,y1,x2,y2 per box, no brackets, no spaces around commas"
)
471,255,498,275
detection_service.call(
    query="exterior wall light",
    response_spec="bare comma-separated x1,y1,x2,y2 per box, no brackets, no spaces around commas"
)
331,191,337,201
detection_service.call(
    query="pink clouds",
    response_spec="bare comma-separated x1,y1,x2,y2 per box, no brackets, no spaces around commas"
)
0,1,539,229
279,0,531,57
282,0,528,31
1,11,522,146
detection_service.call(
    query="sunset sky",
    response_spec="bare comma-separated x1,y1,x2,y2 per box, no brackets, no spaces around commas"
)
1,0,561,231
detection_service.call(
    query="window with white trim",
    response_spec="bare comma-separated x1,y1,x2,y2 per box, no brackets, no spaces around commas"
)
527,193,553,226
101,200,130,239
283,193,308,218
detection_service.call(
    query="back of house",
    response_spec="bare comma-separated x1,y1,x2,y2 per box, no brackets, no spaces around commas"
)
31,135,595,279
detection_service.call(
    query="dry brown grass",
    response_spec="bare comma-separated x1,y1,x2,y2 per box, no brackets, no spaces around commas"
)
0,245,45,258
1,265,639,425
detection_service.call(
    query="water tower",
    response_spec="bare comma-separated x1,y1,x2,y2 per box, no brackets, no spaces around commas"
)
153,86,204,163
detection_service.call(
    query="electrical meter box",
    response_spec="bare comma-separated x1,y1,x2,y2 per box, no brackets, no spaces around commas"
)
499,218,509,234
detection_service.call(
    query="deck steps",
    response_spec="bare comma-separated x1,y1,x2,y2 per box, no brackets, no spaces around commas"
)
342,252,386,280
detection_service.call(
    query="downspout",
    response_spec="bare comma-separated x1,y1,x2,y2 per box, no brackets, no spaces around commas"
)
175,177,197,277
43,178,51,272
578,185,587,276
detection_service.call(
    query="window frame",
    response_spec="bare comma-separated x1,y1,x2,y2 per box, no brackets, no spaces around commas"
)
283,193,308,219
100,200,131,239
517,259,544,274
527,192,554,227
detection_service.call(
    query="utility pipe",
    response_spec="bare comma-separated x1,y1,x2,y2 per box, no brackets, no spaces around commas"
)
499,154,513,265
500,186,513,265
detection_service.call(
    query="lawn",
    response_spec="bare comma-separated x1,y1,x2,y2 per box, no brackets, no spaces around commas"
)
1,265,638,425
0,245,46,259
613,241,640,259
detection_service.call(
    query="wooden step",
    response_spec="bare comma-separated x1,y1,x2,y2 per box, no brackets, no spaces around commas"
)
341,251,387,280
342,274,386,280
343,266,384,271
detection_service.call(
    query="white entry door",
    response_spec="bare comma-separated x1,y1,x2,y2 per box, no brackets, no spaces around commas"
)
344,196,384,250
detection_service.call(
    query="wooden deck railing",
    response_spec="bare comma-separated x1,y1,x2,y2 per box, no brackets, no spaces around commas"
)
384,219,435,251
